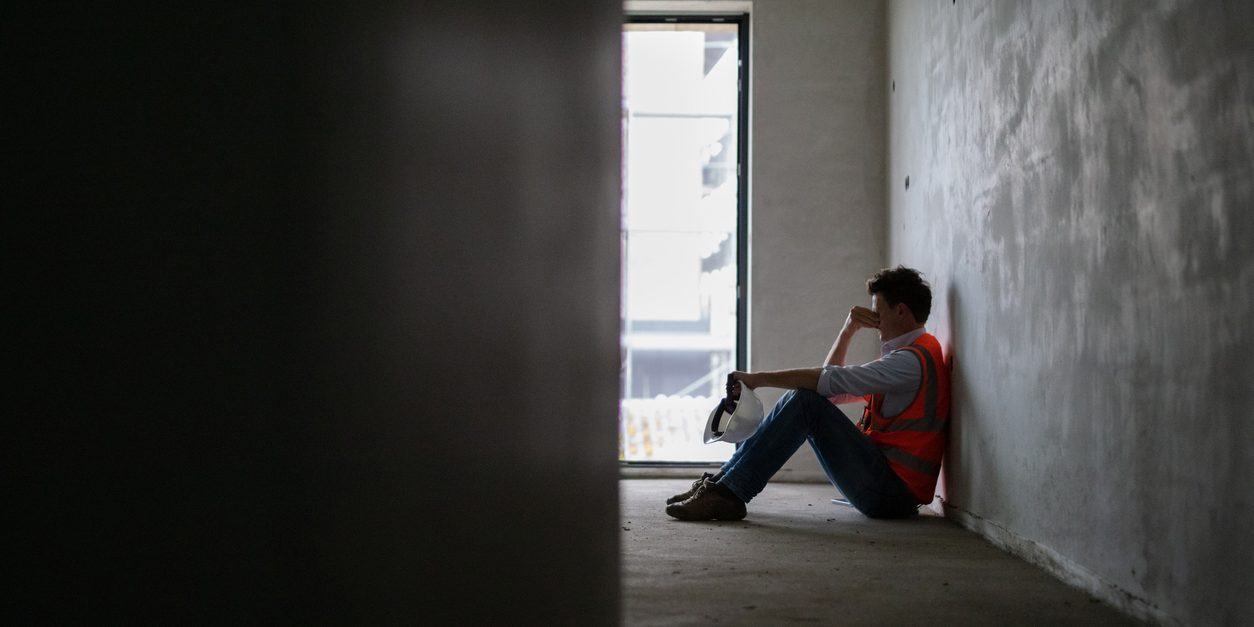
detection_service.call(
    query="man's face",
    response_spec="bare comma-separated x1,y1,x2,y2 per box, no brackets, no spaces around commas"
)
871,293,901,340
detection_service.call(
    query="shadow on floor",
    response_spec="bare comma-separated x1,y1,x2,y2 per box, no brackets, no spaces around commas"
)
621,479,1139,626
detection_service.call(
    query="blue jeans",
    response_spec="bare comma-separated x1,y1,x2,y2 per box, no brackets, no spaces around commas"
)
717,389,919,519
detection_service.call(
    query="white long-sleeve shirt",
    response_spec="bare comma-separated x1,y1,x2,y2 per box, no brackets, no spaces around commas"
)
817,327,925,417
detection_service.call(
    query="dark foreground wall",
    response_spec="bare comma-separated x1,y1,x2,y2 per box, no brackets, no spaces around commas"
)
887,1,1254,624
9,2,621,623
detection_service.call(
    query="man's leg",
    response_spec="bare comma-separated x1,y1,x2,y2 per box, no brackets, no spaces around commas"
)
717,389,917,518
665,389,815,521
712,389,840,503
667,393,798,504
795,392,918,518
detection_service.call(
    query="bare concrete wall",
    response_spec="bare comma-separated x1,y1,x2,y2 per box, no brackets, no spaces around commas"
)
11,2,621,623
749,0,888,480
887,1,1254,623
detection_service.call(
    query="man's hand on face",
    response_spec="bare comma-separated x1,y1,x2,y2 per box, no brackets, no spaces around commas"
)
844,305,880,333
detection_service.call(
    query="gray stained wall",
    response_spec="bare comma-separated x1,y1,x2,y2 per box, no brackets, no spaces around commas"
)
11,1,621,623
887,1,1254,624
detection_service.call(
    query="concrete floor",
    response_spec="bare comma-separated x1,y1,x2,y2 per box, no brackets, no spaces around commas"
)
621,479,1139,626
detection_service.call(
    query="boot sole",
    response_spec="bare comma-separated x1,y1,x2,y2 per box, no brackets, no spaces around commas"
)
664,504,747,521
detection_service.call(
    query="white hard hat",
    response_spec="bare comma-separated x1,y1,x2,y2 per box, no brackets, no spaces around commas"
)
703,385,765,444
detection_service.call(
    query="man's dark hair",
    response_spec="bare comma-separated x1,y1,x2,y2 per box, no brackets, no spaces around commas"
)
867,266,932,323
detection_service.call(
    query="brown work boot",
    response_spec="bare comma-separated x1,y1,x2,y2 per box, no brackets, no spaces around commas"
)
665,479,746,521
666,472,714,505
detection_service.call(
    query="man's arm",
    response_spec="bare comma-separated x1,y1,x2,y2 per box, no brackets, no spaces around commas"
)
729,305,880,395
732,368,823,393
823,305,879,367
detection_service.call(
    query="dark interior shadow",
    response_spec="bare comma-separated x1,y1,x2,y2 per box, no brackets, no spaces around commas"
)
941,281,963,511
712,508,961,541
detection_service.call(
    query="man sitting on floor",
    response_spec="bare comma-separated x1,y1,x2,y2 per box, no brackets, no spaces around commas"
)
666,266,950,521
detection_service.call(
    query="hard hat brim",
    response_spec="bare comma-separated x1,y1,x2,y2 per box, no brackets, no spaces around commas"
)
703,385,765,444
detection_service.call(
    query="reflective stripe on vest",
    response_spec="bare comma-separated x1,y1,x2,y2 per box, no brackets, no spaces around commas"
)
881,346,942,433
881,445,942,476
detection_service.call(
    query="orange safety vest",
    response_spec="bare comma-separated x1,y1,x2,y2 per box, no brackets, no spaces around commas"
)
858,332,950,504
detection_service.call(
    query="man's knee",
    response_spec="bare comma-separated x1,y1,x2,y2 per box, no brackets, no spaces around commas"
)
775,388,799,403
772,388,829,428
790,388,828,408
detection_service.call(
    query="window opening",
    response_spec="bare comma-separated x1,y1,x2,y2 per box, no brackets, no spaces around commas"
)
619,14,748,463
